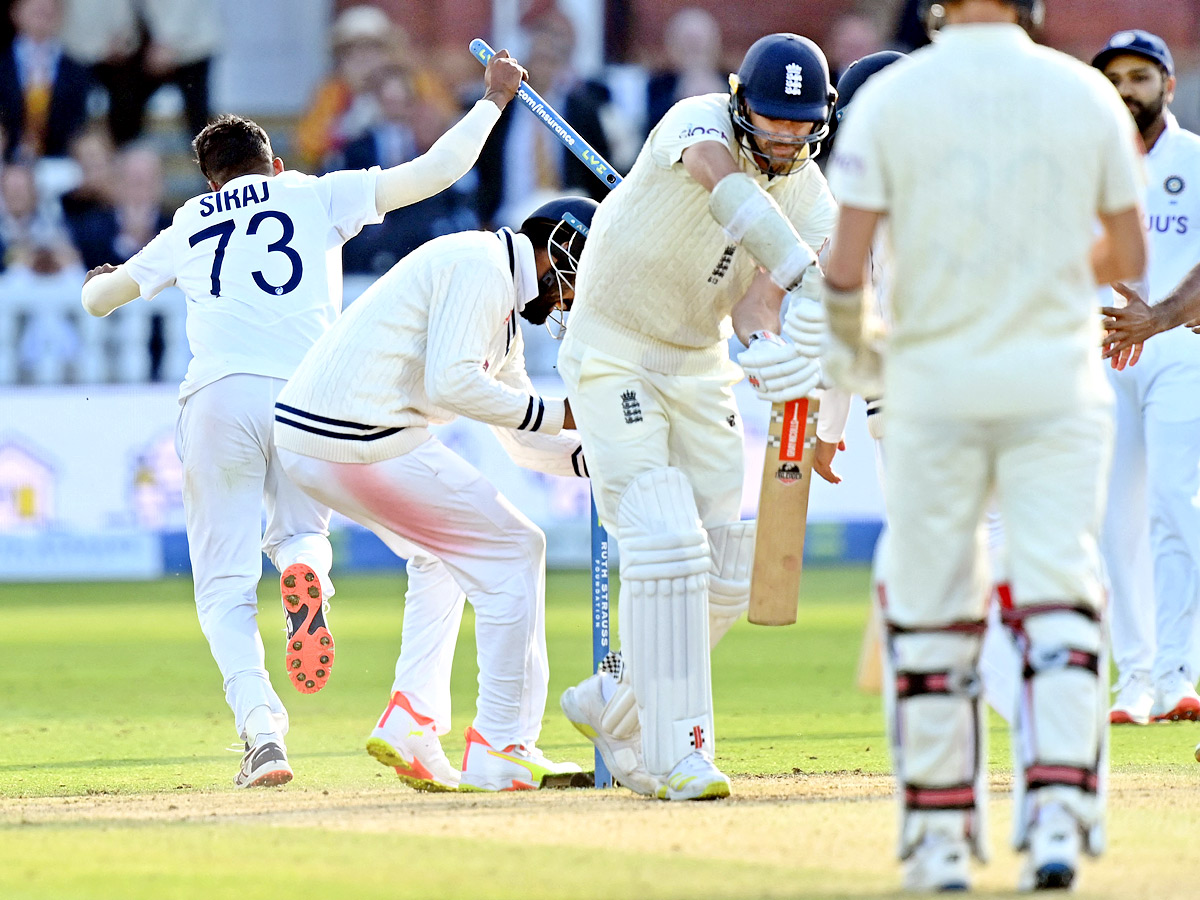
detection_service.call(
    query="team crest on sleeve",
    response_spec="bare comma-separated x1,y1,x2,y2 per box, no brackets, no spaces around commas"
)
1165,175,1185,195
784,63,804,95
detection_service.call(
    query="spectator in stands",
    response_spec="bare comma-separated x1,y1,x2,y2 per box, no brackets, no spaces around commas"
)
295,5,401,172
60,0,220,146
826,11,886,84
0,162,76,270
60,125,114,227
0,0,90,162
331,65,479,274
65,142,167,268
475,9,612,227
645,7,725,133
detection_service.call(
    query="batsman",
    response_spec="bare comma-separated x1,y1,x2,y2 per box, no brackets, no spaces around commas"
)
558,33,837,799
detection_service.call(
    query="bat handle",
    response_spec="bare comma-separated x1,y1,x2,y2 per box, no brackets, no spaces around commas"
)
469,38,495,67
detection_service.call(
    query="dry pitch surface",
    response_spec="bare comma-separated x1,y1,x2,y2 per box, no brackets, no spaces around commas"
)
5,770,1197,899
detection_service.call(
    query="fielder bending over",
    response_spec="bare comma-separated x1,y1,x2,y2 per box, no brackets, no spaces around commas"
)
274,197,596,792
79,51,526,788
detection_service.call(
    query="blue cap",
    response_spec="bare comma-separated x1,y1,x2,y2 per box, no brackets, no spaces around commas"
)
1092,30,1174,78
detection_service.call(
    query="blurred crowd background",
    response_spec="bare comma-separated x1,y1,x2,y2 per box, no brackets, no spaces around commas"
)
1,0,1198,387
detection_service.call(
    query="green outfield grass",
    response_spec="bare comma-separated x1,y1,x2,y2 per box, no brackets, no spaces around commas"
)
3,567,1198,899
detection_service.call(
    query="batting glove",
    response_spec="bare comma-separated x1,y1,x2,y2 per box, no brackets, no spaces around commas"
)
782,291,825,358
739,331,822,403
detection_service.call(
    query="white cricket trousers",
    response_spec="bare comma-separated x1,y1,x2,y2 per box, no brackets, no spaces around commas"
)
882,406,1111,629
557,339,744,529
177,374,333,742
1103,332,1200,685
277,437,549,748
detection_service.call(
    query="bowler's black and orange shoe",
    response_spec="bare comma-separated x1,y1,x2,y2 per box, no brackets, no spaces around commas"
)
280,563,334,694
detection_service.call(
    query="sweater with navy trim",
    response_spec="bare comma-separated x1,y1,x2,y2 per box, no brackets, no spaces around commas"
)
275,229,567,464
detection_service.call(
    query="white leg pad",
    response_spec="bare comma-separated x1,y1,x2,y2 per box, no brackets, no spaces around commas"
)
887,624,989,861
617,468,713,778
707,521,755,648
1006,605,1106,855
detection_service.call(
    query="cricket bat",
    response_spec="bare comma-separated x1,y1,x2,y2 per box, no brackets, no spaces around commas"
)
749,396,821,625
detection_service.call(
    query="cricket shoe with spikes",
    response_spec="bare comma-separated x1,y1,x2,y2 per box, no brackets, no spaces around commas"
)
1018,803,1081,892
234,735,293,789
1150,669,1200,722
560,665,658,796
458,727,580,791
280,563,334,694
656,751,730,801
365,691,459,791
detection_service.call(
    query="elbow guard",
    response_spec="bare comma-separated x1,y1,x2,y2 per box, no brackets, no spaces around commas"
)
709,172,817,291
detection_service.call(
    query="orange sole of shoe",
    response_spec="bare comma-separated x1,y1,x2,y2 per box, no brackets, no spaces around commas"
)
246,768,293,788
281,563,334,694
1153,701,1200,722
1109,711,1148,725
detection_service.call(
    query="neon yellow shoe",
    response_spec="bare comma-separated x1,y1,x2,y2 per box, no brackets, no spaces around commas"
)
655,751,730,801
365,691,459,792
458,726,578,791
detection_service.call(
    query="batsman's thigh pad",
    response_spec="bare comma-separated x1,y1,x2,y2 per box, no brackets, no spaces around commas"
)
708,172,816,290
617,468,713,777
887,621,989,861
706,521,755,648
1004,603,1106,855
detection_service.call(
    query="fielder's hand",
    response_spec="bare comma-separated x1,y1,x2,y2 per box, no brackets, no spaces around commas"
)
738,331,821,403
1101,282,1155,367
483,49,527,111
84,263,118,285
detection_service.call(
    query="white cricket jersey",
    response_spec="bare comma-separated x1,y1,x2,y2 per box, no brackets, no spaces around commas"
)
1139,113,1200,303
126,168,383,400
275,229,580,470
566,93,837,376
830,24,1144,420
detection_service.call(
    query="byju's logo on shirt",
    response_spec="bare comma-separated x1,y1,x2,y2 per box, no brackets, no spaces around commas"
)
621,390,643,424
784,64,804,95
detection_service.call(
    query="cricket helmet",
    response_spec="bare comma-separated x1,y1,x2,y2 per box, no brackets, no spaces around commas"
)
728,33,837,176
834,51,907,124
518,196,598,338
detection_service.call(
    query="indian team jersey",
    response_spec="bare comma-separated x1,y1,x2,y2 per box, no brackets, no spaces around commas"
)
126,168,383,400
1141,114,1200,303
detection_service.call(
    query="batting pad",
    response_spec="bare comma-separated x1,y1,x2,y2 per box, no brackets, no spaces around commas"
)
887,627,989,861
1008,607,1106,856
708,172,817,291
617,468,713,777
707,521,756,648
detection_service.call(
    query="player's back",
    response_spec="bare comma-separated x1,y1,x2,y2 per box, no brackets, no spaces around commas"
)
127,168,380,399
832,24,1143,418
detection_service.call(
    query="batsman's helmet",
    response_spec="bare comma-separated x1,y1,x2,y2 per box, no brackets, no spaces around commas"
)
834,51,907,124
918,0,1045,34
518,196,598,338
729,33,837,176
